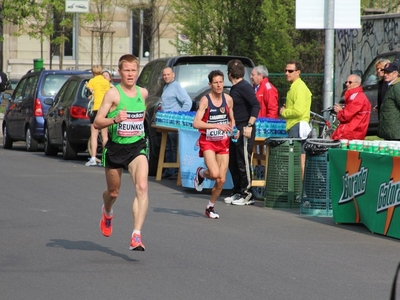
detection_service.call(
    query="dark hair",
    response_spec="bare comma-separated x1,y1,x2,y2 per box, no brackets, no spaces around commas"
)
286,60,302,72
227,59,245,79
208,70,224,83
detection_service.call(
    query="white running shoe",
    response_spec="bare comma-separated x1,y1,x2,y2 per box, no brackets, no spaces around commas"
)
232,192,253,206
224,193,241,204
194,167,205,192
205,206,219,219
85,158,97,166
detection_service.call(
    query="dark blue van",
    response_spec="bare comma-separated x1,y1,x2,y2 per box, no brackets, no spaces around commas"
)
2,69,91,151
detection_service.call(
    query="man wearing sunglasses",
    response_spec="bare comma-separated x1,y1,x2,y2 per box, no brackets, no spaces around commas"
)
378,63,400,140
331,74,371,141
279,60,312,178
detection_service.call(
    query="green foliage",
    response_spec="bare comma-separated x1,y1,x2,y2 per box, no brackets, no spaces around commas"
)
0,0,73,44
255,0,298,72
0,0,38,25
224,0,264,58
171,0,229,55
171,0,325,73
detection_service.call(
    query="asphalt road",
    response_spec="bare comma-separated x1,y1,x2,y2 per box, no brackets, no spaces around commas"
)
1,141,400,300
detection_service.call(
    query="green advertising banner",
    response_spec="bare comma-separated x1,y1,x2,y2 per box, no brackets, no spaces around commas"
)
329,148,400,240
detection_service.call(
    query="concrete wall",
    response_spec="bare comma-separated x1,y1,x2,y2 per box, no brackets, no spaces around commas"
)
335,13,400,102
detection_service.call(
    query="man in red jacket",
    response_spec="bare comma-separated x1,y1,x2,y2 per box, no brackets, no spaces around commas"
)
331,74,371,140
250,65,279,118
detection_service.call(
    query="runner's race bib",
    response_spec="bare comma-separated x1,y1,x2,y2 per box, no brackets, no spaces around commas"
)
117,111,144,137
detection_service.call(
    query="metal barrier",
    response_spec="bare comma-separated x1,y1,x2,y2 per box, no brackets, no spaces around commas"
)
264,138,303,209
301,139,340,217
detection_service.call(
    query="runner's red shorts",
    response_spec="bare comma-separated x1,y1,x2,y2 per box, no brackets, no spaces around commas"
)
198,134,230,157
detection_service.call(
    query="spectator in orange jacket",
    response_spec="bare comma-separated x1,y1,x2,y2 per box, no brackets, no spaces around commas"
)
250,65,279,118
331,74,371,140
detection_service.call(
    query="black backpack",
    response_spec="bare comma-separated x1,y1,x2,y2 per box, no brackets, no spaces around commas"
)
0,70,10,92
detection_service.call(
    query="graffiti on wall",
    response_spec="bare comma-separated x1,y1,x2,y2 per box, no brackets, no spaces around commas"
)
335,16,400,101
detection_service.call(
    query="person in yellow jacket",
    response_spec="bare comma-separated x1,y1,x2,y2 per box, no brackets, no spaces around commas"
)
86,65,111,166
280,60,312,178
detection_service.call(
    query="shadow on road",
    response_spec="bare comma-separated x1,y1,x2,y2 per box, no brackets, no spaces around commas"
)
46,239,137,262
152,207,205,218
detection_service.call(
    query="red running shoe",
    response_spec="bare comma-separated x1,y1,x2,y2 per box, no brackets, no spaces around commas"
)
99,207,113,237
129,233,145,251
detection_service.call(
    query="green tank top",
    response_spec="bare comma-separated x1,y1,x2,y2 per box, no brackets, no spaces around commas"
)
107,85,146,144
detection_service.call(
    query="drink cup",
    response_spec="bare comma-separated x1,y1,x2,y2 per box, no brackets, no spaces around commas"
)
349,140,357,151
355,140,364,151
379,141,389,154
340,139,348,150
363,141,371,153
371,141,380,154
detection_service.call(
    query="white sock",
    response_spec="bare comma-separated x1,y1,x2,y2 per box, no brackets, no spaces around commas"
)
207,201,214,208
91,156,96,161
102,205,113,217
133,230,141,236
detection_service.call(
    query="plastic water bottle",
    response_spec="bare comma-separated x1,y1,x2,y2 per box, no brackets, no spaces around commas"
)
231,126,238,143
311,127,317,138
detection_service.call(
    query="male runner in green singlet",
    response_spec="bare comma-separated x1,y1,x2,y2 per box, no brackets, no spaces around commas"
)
93,54,149,251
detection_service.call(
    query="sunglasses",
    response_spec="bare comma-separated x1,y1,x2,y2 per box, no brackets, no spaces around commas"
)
284,69,297,73
376,68,383,72
345,81,353,85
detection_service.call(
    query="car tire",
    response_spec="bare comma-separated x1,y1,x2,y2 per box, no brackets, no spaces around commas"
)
44,126,58,156
26,127,39,152
145,125,159,176
2,124,13,149
62,129,77,160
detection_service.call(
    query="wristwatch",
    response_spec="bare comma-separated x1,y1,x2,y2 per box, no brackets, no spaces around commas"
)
247,123,253,127
113,118,117,124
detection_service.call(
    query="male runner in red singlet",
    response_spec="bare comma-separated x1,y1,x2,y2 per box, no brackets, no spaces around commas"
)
193,70,238,219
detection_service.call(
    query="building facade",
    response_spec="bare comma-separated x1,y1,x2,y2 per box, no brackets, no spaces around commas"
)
2,3,179,80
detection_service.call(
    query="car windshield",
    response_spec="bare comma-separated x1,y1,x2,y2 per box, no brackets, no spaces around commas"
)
41,75,73,96
174,63,252,96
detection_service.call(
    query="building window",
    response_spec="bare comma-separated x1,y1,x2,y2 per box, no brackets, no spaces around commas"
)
52,11,73,58
131,8,150,58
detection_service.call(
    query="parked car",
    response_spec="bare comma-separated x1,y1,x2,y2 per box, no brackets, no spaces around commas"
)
44,74,93,160
136,55,256,176
344,51,400,135
2,69,91,151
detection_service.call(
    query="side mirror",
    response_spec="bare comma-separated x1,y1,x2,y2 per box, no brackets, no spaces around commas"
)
2,92,12,100
43,98,54,105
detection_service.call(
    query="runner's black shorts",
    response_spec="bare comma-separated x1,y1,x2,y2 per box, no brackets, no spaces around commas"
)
89,111,97,124
101,138,148,169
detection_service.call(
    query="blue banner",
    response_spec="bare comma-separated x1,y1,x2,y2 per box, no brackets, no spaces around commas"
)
178,128,233,190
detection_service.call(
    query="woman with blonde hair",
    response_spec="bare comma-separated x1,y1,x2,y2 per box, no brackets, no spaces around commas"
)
86,65,111,166
375,58,391,119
